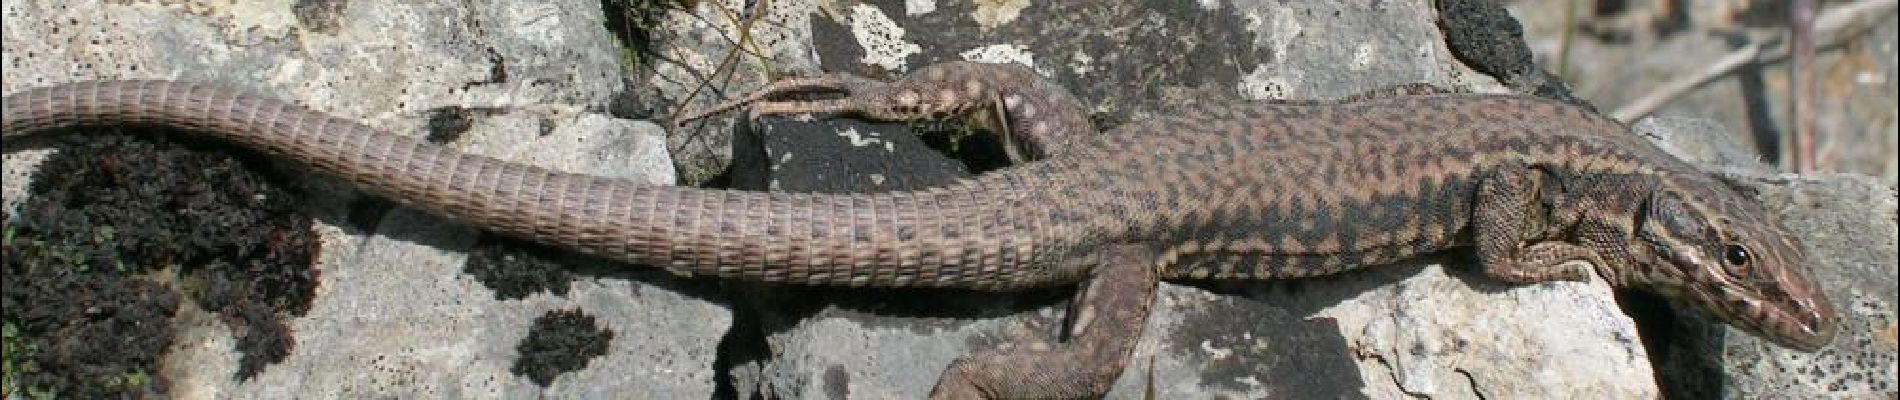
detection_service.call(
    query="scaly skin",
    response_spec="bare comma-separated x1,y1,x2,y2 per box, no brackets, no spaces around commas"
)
2,62,1837,398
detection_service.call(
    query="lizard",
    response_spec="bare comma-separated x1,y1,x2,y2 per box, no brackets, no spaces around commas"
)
1,61,1838,398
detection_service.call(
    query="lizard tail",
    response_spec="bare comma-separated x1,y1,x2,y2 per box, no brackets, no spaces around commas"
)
2,80,1087,290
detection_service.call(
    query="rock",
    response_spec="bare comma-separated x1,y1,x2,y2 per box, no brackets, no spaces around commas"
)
3,0,717,397
1723,173,1898,397
668,1,1895,398
1134,264,1652,399
1637,118,1899,398
1507,0,1900,186
718,116,1071,399
1636,117,1781,172
732,115,1656,399
728,117,974,193
667,1,1660,398
4,0,1892,398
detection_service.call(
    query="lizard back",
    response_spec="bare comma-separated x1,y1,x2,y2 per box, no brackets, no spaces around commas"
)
0,81,1753,287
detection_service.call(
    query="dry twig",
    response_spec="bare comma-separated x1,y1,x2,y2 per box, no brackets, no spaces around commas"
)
1610,0,1897,123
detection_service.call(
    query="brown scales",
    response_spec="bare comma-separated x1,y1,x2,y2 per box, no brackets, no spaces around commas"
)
2,62,1837,398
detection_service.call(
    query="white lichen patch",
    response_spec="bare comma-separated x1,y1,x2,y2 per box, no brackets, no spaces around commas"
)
846,4,922,71
1069,51,1095,76
1199,339,1235,360
166,0,299,40
838,127,896,152
970,0,1030,29
1266,7,1302,63
1352,43,1377,71
906,0,937,16
960,44,1046,75
1237,65,1292,100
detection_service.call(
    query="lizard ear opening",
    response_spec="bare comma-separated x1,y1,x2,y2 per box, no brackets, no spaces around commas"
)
1634,190,1715,272
1642,191,1711,241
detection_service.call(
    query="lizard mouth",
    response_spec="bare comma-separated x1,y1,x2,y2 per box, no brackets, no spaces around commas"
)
1701,286,1837,352
1762,296,1838,352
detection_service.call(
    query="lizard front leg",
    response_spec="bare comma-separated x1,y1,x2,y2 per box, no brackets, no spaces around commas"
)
1472,162,1600,283
930,243,1159,399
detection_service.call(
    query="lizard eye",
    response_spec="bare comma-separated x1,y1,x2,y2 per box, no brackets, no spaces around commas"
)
1723,244,1752,266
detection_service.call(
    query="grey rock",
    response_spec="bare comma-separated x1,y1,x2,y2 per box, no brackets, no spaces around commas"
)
645,0,828,184
4,0,1891,398
662,1,1660,398
1638,114,1897,398
1124,264,1652,399
1723,172,1897,397
730,117,974,194
1508,0,1900,186
3,0,717,397
724,117,1059,399
1636,116,1780,172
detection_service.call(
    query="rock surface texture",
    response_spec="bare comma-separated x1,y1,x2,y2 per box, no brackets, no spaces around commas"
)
2,0,1893,398
5,0,714,398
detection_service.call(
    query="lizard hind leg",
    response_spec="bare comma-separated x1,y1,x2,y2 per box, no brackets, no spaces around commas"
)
928,243,1159,399
670,75,859,126
686,63,1001,124
970,63,1097,160
687,62,1101,162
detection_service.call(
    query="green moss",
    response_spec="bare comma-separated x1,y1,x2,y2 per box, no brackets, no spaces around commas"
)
3,320,41,398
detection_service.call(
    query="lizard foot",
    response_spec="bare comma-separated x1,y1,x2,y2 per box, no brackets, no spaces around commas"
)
1484,241,1601,284
929,244,1158,399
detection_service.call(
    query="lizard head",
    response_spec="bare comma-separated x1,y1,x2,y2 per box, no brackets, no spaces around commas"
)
1627,179,1837,351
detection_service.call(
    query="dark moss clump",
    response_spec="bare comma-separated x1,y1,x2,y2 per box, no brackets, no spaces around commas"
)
464,235,578,301
512,309,614,386
3,214,178,398
3,128,321,396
